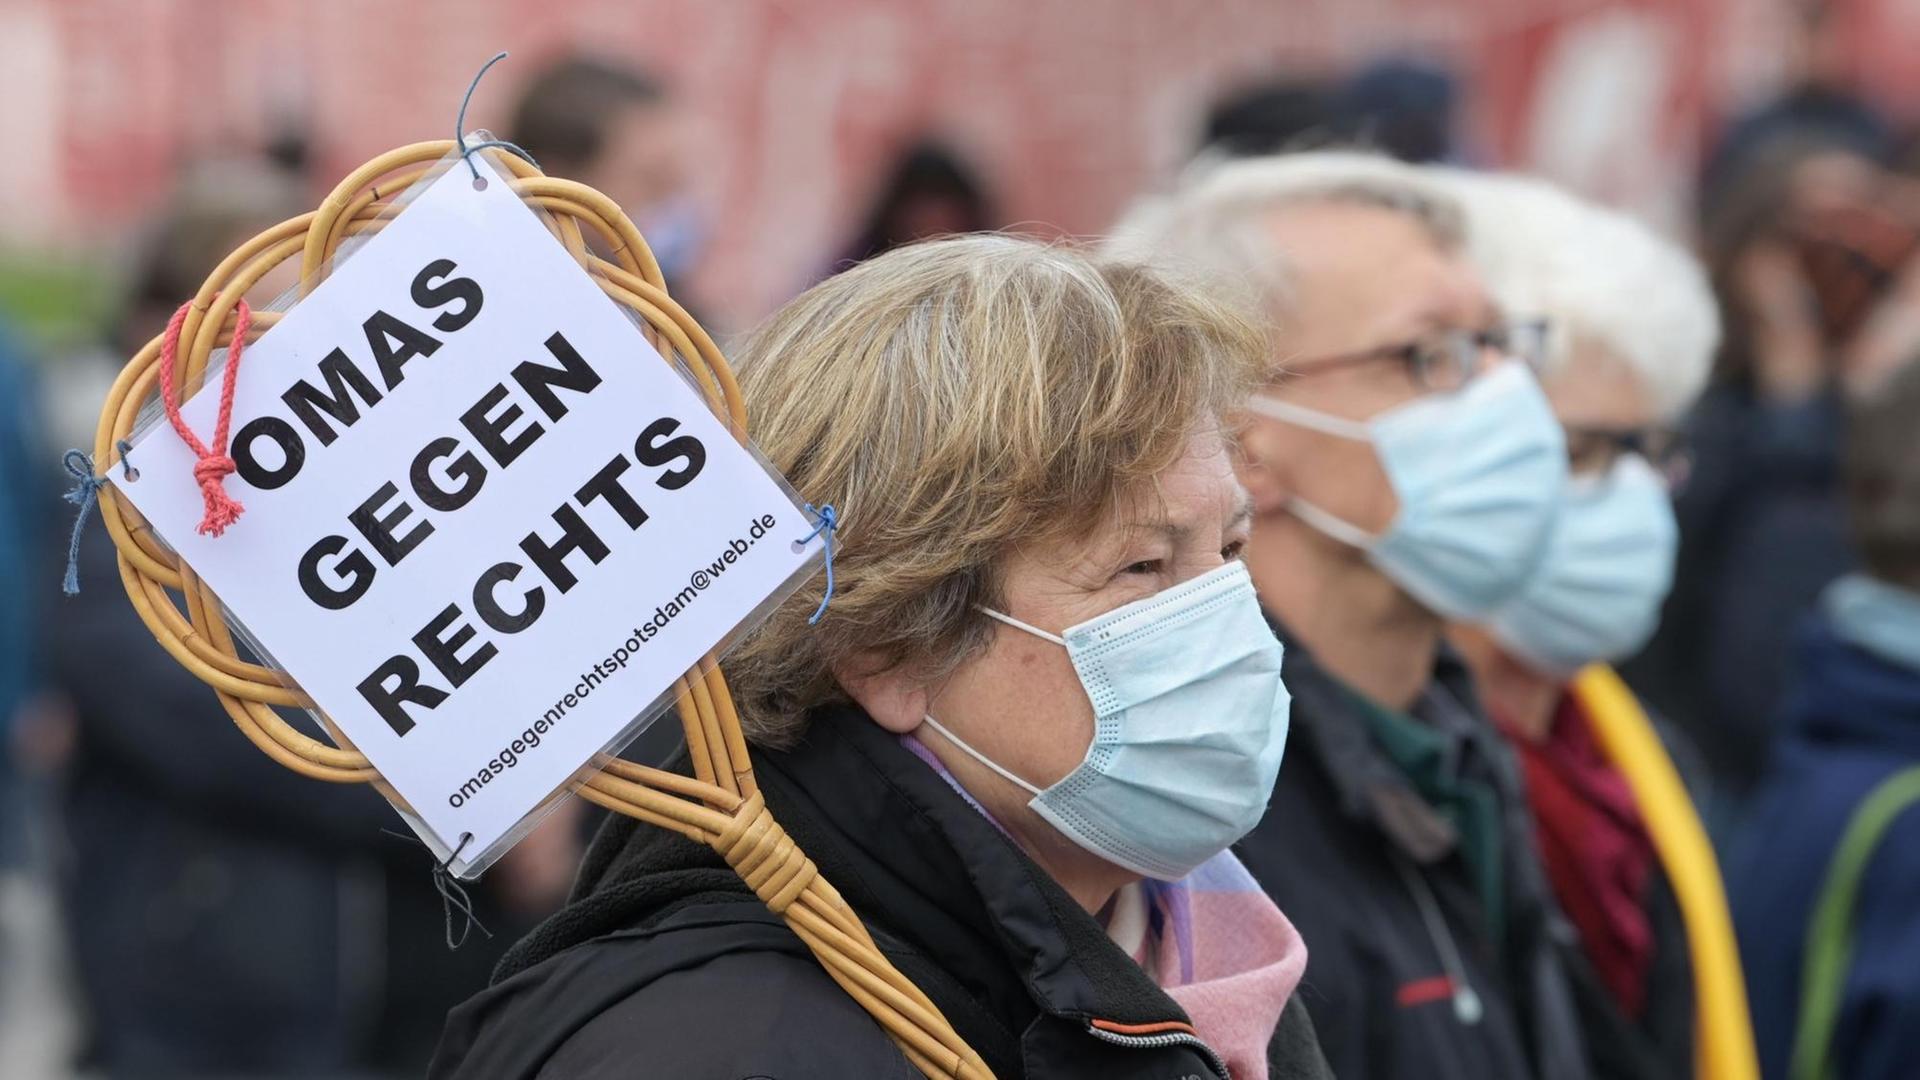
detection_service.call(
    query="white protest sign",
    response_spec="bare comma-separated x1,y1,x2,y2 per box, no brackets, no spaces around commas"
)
117,156,821,870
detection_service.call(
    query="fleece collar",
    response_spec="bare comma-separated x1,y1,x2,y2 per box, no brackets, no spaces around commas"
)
496,703,1223,1077
752,705,1206,1033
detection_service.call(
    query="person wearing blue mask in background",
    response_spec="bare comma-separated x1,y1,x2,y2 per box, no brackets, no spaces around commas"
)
1727,354,1920,1080
1433,170,1760,1080
1110,153,1587,1080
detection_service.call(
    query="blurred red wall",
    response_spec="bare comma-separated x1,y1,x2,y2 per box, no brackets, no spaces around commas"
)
2,0,1911,329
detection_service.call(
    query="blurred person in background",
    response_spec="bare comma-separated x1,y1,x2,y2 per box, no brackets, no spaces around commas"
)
437,236,1329,1080
0,321,50,1080
1436,169,1756,1080
1698,0,1893,222
46,161,573,1078
0,314,56,1080
113,160,307,358
1332,57,1461,165
1631,134,1920,809
509,55,704,291
1726,354,1920,1080
1110,153,1588,1080
833,140,996,268
0,323,44,868
1198,79,1336,160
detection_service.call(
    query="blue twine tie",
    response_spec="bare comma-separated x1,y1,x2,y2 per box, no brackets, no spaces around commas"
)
797,503,839,625
455,51,540,182
61,449,108,597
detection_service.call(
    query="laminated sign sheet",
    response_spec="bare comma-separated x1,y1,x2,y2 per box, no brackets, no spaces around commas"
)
116,157,822,871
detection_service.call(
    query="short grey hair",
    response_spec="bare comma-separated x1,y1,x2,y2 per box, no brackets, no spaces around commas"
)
1430,168,1719,422
1104,151,1466,320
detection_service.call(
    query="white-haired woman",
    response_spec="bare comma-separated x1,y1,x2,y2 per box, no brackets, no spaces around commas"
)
1433,170,1759,1080
433,237,1330,1080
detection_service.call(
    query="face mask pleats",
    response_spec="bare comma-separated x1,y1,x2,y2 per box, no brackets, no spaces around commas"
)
1250,364,1569,621
926,562,1291,881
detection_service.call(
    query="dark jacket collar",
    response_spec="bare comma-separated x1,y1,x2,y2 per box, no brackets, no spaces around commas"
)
491,703,1236,1077
753,705,1190,1033
1261,613,1593,1080
1266,612,1496,864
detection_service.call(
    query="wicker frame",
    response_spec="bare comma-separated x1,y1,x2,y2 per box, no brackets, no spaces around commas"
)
90,140,990,1079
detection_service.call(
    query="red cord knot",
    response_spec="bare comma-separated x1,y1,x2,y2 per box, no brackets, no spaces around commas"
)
191,454,243,536
157,298,253,539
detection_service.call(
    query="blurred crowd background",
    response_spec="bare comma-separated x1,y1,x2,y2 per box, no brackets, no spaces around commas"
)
1,0,1918,1076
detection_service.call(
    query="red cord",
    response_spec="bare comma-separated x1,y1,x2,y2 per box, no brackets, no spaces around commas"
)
157,299,251,537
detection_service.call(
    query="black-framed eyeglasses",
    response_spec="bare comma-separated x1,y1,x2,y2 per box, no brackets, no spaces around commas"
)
1284,319,1550,393
1564,425,1690,481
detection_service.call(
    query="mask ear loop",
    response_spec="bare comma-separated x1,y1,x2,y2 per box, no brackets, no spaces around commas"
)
918,713,1044,797
1246,395,1373,440
918,608,1071,796
1245,397,1385,549
1286,497,1380,549
978,606,1067,646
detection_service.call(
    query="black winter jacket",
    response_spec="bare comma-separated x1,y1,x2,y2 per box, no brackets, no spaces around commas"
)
1235,625,1590,1080
432,704,1332,1079
1560,880,1692,1080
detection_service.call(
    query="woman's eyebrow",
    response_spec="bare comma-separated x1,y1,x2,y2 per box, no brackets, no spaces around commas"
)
1227,494,1254,531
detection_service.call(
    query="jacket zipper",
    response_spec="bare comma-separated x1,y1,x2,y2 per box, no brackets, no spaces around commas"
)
1084,1022,1233,1079
1391,854,1484,1026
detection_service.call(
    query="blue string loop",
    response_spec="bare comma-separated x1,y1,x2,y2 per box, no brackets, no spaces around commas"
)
61,449,108,597
455,52,540,181
796,504,839,625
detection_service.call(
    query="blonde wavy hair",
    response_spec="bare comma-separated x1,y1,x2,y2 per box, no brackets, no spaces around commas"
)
725,235,1266,747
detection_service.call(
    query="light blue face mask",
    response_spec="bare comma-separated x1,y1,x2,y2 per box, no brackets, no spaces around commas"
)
1824,573,1920,673
1249,361,1567,621
921,561,1290,881
1488,454,1678,677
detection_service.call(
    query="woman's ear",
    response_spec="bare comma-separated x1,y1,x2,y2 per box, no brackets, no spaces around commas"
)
833,652,930,734
1234,421,1294,516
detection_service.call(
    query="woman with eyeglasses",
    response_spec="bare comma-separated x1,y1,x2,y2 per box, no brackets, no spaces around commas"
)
1433,169,1758,1080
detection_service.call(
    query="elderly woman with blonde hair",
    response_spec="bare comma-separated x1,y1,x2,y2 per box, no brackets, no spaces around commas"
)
434,236,1329,1080
1432,169,1760,1080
